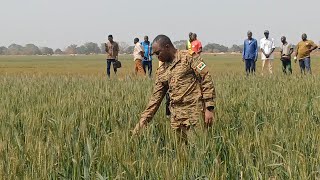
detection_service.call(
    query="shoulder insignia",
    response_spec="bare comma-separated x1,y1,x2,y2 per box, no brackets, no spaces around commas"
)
196,61,207,71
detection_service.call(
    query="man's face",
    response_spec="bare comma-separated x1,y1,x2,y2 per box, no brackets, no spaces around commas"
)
302,34,307,41
191,34,197,41
144,36,148,42
247,32,252,39
134,39,138,44
152,42,173,62
264,33,269,39
108,37,113,42
281,37,286,43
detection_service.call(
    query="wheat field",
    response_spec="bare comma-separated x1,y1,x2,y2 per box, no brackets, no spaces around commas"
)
0,54,320,179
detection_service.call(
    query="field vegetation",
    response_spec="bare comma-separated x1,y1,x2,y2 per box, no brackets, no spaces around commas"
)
0,54,320,179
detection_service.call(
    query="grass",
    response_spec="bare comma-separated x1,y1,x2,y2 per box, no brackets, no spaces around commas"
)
0,54,320,179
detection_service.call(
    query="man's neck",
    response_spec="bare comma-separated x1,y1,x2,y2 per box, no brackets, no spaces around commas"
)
169,49,178,63
144,41,149,44
283,42,287,45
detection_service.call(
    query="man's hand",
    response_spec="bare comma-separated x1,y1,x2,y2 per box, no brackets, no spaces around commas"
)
266,54,270,58
242,58,245,62
132,121,146,136
205,109,215,127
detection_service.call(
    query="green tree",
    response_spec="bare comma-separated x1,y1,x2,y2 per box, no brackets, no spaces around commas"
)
229,44,242,52
0,46,8,55
173,40,187,50
100,43,106,54
203,43,229,53
54,48,63,54
41,47,54,55
65,44,78,54
84,42,101,54
76,45,87,54
7,44,24,55
24,44,41,55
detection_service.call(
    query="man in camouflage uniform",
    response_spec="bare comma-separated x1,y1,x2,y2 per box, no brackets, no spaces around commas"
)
133,35,216,144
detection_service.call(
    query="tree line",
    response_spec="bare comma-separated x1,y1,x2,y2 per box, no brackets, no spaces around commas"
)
173,40,243,53
2,40,283,55
0,42,135,55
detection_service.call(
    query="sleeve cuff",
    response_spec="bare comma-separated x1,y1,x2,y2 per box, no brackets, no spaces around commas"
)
205,100,215,109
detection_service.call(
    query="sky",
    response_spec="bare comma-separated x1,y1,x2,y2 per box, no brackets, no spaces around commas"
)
1,0,319,49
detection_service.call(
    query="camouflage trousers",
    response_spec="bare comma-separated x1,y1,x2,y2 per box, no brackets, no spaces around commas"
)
170,100,205,145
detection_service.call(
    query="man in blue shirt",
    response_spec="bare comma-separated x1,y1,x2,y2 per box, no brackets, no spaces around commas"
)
242,31,258,75
141,36,153,77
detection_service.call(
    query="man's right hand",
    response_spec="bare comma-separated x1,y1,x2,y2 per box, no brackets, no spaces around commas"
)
132,121,146,136
205,109,215,128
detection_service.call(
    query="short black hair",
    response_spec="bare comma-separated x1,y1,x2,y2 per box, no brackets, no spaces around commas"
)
152,35,173,48
108,35,113,38
134,38,139,42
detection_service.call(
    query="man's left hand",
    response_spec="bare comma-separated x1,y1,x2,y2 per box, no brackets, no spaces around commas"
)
205,109,215,127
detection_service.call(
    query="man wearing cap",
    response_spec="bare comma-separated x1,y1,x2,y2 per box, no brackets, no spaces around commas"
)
295,33,318,74
105,35,120,77
280,36,294,74
260,30,275,75
242,31,258,75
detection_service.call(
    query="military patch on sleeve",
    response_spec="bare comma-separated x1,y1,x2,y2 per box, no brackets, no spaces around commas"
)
197,62,207,71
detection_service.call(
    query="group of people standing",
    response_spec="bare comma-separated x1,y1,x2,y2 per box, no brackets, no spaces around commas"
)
133,36,153,77
105,33,204,78
106,31,319,78
105,35,153,78
242,31,319,75
187,32,203,54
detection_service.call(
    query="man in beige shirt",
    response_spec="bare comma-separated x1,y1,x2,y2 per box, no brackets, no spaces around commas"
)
133,38,145,76
105,35,119,77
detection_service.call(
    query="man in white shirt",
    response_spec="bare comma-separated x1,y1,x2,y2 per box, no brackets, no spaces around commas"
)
260,30,276,75
133,38,146,76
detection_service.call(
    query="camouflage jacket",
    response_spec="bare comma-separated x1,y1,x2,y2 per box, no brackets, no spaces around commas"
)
140,50,216,125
